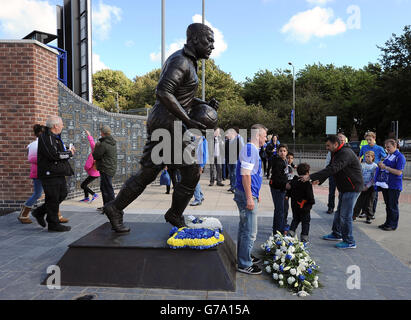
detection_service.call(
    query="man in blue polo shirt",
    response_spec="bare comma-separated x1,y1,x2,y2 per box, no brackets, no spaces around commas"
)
234,124,267,275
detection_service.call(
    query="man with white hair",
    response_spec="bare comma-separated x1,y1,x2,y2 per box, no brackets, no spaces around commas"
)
32,115,75,232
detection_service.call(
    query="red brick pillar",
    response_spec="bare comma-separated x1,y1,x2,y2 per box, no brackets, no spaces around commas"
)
0,40,58,212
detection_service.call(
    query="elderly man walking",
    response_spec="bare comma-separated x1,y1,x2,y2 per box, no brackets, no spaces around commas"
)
32,116,74,232
300,135,363,249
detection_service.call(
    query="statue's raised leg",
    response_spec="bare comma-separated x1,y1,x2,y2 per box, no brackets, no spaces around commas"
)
164,165,200,228
104,166,162,233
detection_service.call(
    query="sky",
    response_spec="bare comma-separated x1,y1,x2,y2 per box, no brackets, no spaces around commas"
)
1,0,411,83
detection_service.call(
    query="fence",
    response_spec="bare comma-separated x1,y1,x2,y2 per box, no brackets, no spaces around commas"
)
287,144,411,178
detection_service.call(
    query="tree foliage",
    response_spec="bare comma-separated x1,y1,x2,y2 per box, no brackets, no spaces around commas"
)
91,26,411,141
92,69,133,112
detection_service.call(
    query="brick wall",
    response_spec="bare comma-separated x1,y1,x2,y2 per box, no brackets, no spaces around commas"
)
0,40,148,212
0,40,58,211
58,82,147,201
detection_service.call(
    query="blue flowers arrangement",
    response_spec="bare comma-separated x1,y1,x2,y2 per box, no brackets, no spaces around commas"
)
167,226,225,250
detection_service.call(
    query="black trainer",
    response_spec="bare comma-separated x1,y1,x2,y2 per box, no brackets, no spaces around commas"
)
251,255,262,264
48,224,71,232
237,265,262,275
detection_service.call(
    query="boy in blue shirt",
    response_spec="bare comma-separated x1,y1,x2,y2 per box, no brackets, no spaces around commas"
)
234,124,267,275
359,132,387,163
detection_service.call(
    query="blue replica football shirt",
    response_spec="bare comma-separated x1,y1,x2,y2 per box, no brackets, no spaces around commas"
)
383,150,406,191
359,144,387,163
235,143,263,198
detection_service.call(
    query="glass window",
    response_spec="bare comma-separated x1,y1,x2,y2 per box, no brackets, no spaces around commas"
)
80,41,87,67
80,0,86,14
80,15,87,40
81,68,87,93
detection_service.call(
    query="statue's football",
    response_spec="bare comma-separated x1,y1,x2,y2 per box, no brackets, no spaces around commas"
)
188,104,218,129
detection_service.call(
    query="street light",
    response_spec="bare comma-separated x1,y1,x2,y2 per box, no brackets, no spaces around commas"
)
161,0,166,68
202,0,206,101
108,90,119,113
288,62,296,153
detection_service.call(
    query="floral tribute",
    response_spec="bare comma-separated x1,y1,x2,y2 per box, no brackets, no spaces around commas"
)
185,215,223,232
167,226,225,250
261,232,321,297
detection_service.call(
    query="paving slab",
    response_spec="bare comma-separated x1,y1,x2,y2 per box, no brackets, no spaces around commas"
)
1,177,411,300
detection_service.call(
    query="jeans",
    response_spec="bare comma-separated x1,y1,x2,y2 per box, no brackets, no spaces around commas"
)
193,182,204,202
25,178,43,207
381,189,401,230
234,189,258,269
81,176,98,198
328,176,336,211
331,191,360,244
270,188,286,234
228,164,237,190
100,172,115,205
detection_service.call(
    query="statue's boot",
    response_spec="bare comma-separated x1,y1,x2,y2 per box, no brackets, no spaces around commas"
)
104,202,130,233
164,166,200,228
103,166,161,233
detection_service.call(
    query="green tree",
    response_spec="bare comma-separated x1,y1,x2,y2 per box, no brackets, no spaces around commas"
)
242,69,292,107
131,68,161,109
92,70,133,112
373,25,411,137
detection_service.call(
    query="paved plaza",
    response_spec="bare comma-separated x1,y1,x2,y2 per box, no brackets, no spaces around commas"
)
1,176,411,300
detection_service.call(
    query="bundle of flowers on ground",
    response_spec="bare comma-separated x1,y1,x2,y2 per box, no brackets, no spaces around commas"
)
261,232,321,296
167,226,224,250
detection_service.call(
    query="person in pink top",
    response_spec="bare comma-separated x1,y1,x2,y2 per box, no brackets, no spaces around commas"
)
79,130,100,202
19,124,70,224
18,124,45,223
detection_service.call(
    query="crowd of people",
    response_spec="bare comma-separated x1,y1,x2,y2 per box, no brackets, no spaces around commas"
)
18,116,119,232
17,116,406,277
234,127,406,275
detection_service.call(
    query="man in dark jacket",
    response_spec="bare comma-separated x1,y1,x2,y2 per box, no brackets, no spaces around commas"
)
300,135,363,249
93,125,117,207
32,116,74,232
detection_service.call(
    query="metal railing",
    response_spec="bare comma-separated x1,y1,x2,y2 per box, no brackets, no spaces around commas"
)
286,144,411,178
47,45,68,87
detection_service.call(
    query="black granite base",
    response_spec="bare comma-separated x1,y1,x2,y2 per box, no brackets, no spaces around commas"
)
42,222,237,291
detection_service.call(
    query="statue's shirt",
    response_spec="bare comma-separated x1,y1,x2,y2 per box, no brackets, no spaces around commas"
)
157,45,198,109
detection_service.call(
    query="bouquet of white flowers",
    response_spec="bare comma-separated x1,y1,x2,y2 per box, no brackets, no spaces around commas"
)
261,232,321,296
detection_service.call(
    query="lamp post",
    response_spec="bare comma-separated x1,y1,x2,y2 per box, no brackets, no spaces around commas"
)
202,0,206,101
161,0,166,68
108,90,119,113
288,62,296,152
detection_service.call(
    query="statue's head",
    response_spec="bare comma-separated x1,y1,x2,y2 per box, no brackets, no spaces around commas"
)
186,23,214,60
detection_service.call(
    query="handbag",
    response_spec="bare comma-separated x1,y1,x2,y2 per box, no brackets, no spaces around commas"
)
159,170,171,186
